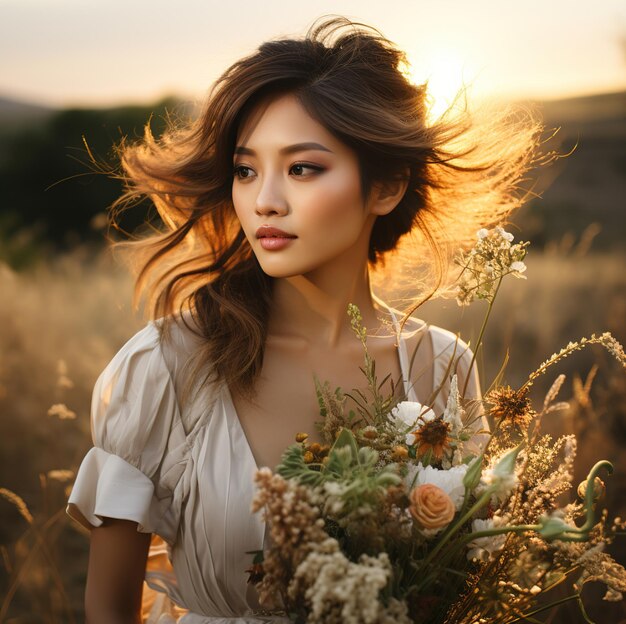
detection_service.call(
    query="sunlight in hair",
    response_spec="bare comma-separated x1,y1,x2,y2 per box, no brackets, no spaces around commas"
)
407,51,480,125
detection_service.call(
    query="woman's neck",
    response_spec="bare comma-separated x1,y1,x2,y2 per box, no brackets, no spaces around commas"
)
268,258,391,349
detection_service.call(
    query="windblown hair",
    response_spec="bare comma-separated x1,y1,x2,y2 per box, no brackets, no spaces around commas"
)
109,16,553,405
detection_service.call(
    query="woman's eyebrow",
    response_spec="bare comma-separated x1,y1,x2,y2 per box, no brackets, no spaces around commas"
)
234,142,333,156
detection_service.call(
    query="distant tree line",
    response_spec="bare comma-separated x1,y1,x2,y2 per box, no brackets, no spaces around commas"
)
0,91,624,269
0,98,192,268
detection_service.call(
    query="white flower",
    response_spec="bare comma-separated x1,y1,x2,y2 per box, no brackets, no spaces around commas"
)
495,226,514,242
477,446,521,503
414,464,468,510
466,516,508,561
390,401,436,445
509,260,527,281
477,228,489,239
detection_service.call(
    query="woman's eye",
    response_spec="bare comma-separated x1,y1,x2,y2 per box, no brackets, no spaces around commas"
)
290,163,323,177
233,163,323,180
233,165,254,180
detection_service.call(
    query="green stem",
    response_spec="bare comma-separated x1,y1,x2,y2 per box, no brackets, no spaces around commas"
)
461,275,503,398
414,490,493,590
577,595,596,624
461,524,539,542
424,523,539,584
507,593,580,623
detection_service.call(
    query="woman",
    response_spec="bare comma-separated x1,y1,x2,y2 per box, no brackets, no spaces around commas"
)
67,16,544,623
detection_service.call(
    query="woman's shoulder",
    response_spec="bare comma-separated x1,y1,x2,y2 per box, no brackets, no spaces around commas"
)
94,313,200,380
94,311,219,437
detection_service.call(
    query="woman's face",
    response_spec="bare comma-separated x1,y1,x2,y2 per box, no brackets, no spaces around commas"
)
231,93,378,279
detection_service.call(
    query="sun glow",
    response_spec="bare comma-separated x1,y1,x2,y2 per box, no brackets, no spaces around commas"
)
405,50,482,124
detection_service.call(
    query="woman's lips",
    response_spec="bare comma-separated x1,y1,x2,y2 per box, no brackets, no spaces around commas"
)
255,225,297,250
259,237,294,251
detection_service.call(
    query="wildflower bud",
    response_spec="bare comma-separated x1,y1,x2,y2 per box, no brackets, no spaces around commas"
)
322,456,329,466
391,445,409,461
309,442,322,455
386,485,405,504
538,512,574,540
577,477,606,502
295,432,308,443
362,426,378,440
303,451,314,464
319,445,331,457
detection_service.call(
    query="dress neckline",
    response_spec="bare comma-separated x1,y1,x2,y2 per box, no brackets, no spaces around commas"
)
221,299,423,474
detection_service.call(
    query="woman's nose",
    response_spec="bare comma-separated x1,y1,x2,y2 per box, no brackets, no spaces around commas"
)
255,176,288,216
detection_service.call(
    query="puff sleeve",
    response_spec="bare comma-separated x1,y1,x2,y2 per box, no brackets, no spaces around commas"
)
66,322,185,543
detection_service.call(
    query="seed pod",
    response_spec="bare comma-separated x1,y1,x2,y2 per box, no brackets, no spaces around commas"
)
577,477,606,502
391,445,409,461
309,442,322,454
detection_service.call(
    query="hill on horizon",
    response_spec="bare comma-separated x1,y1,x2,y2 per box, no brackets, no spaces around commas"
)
0,89,623,268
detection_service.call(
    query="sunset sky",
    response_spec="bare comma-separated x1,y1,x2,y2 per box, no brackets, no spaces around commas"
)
1,0,625,111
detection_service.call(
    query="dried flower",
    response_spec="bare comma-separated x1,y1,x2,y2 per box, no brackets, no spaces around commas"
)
485,385,533,429
47,403,76,420
251,468,328,609
604,588,623,602
455,226,530,306
411,416,451,459
296,432,309,443
289,544,409,623
409,484,456,535
524,332,626,391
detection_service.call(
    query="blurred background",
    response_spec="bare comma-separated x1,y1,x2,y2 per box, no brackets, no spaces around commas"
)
0,0,625,621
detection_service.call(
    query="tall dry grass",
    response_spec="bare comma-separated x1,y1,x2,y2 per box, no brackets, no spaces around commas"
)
0,246,140,622
0,238,624,622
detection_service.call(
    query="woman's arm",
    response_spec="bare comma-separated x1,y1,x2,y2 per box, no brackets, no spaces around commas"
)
85,518,151,624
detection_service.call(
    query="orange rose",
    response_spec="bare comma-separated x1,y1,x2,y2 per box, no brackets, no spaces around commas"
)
409,483,455,530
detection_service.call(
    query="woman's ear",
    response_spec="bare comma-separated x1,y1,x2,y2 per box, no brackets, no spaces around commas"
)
368,169,410,216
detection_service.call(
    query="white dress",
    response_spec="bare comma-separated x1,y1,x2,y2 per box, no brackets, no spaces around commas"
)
66,307,484,623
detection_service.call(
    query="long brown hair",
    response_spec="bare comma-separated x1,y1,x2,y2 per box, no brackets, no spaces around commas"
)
109,16,553,405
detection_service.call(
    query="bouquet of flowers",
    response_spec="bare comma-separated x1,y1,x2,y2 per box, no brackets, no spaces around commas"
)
246,227,626,623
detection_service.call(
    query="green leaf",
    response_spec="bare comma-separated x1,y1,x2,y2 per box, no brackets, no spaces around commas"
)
493,443,524,479
331,428,359,463
463,455,484,490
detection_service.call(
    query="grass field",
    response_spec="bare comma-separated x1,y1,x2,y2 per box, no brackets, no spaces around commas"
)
0,239,625,622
